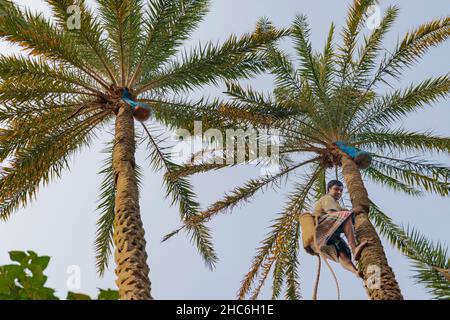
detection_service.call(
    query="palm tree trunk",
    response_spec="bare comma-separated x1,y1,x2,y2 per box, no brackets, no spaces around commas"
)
340,154,403,300
112,103,152,300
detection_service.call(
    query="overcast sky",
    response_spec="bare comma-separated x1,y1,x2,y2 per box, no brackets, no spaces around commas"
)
0,0,449,300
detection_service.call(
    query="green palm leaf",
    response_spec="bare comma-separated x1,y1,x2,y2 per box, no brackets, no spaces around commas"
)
369,201,450,299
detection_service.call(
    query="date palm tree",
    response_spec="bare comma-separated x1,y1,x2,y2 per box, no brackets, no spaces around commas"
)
0,0,286,299
166,0,450,299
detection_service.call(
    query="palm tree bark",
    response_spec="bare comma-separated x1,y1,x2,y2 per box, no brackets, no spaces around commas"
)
341,154,403,300
112,103,152,300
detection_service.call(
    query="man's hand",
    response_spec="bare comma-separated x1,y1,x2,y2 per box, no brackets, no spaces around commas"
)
352,206,365,215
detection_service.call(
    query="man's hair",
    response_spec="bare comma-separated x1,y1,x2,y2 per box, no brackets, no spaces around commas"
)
327,180,343,191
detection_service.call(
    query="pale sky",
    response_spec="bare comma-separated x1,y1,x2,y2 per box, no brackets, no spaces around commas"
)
0,0,449,300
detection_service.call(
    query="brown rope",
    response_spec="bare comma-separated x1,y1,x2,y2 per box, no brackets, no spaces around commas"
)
312,213,341,300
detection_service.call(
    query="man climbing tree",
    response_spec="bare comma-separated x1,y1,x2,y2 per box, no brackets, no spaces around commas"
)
312,180,368,277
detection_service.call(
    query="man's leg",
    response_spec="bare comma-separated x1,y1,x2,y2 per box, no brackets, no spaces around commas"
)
337,251,360,277
342,217,367,260
342,218,357,248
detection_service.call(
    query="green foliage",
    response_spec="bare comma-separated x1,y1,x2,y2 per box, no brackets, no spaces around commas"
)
97,288,120,300
45,0,118,83
136,26,286,94
0,250,118,300
238,166,322,300
141,123,218,269
94,141,145,276
0,108,108,221
67,288,120,300
94,142,116,277
0,250,55,300
66,292,92,300
369,202,450,300
0,250,58,300
130,0,210,87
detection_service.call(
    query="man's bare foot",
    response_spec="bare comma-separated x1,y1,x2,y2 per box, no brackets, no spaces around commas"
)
339,258,359,275
352,240,368,261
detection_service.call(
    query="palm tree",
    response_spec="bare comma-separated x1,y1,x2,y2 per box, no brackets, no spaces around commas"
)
0,0,286,299
166,0,450,299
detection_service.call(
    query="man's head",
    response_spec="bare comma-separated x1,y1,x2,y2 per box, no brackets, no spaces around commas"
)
327,180,344,200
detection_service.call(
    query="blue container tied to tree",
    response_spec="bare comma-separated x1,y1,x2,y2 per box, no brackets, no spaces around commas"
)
121,88,152,122
335,141,372,169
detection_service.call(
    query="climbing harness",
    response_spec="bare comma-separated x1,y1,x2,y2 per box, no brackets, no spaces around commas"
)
299,212,341,300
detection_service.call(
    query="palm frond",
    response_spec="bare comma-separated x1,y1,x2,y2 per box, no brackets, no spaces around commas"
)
0,55,103,96
338,0,378,83
369,156,450,196
356,128,450,154
0,110,108,221
94,140,144,276
371,16,450,86
129,0,209,86
283,218,302,300
0,103,104,161
363,166,422,196
226,82,302,119
142,94,291,133
369,201,450,299
189,157,318,226
0,0,109,89
270,254,285,300
140,96,223,131
165,163,227,181
238,165,322,299
136,21,288,94
94,142,116,277
318,22,336,97
352,5,399,87
265,47,302,95
97,0,143,86
141,123,217,269
291,14,326,103
351,74,450,132
46,0,119,84
0,98,86,123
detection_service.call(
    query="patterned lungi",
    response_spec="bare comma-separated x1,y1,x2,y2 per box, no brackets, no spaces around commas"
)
314,210,355,262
